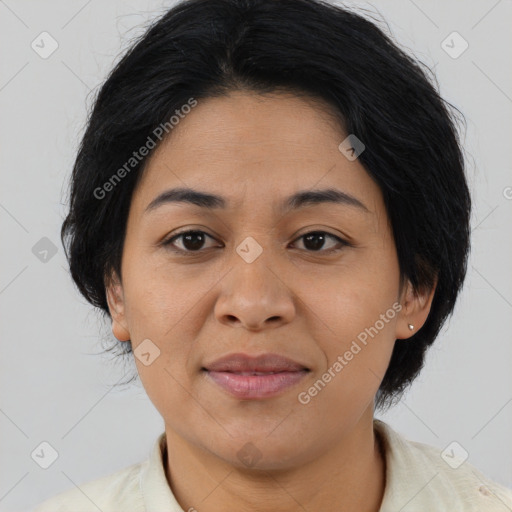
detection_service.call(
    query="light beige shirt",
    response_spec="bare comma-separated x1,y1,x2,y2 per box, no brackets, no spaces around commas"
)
32,419,512,511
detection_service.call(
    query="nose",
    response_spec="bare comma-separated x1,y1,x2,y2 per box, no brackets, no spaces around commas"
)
214,253,296,331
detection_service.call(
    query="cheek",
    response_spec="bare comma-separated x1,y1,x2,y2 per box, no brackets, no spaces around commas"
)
302,252,399,339
121,252,205,340
299,284,398,423
298,247,399,388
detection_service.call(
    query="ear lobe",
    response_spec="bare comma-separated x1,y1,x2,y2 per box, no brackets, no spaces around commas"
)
396,277,437,340
105,274,130,342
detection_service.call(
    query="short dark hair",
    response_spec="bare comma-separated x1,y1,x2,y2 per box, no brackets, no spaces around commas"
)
61,0,471,411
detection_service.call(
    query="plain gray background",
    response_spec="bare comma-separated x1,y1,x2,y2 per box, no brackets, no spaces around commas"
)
1,0,511,511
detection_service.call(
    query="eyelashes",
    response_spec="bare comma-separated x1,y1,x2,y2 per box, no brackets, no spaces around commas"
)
162,229,350,256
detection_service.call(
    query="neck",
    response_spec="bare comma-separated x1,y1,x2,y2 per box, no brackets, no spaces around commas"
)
164,407,386,512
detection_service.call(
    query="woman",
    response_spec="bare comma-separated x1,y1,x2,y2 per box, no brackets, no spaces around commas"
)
32,0,512,510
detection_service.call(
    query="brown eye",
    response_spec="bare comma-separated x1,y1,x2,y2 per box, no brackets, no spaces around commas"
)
291,231,348,253
163,230,219,253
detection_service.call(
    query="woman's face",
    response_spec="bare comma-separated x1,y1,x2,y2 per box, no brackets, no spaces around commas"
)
107,91,433,469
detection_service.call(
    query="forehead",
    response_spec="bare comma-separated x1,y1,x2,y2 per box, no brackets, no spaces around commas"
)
131,91,383,219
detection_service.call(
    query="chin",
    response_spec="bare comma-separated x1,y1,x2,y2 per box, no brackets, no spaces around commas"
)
203,430,313,472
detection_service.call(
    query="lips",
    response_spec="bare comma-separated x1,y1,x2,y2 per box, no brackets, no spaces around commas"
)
203,353,309,373
203,353,310,399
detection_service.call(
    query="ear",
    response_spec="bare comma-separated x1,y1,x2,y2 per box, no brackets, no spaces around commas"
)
105,272,130,342
395,276,437,340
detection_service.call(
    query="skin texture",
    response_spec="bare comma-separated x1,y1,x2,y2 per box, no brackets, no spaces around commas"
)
106,91,436,512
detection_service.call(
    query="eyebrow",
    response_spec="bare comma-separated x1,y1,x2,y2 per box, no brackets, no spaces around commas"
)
144,186,370,214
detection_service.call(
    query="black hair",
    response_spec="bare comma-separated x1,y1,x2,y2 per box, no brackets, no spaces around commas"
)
61,0,471,412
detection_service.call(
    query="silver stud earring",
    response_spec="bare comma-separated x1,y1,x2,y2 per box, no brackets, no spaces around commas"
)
408,324,414,331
